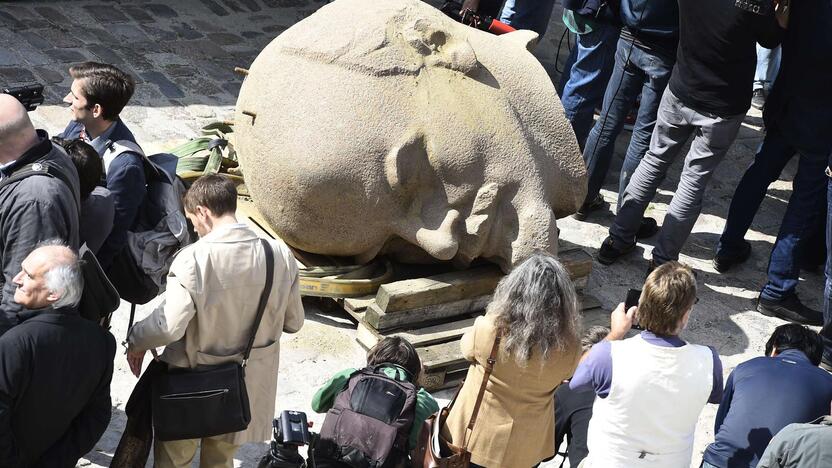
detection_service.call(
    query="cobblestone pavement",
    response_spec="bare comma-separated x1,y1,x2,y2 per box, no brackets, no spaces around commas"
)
1,1,821,467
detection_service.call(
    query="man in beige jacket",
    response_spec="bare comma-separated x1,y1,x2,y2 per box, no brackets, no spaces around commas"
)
126,174,304,468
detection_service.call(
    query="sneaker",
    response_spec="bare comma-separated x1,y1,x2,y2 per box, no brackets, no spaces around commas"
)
751,89,766,110
756,295,822,326
573,194,606,221
597,236,635,265
636,217,659,239
713,240,752,273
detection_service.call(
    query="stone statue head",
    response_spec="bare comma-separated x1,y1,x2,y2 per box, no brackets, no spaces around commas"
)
234,0,586,272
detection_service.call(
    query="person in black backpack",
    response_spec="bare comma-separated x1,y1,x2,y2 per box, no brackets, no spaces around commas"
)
310,337,439,468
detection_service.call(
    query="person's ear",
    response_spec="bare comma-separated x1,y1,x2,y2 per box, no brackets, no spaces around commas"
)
91,103,103,119
46,290,61,304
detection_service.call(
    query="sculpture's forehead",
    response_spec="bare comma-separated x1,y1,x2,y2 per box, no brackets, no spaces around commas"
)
274,0,481,76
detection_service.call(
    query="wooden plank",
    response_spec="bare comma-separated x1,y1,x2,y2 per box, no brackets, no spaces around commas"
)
418,340,470,372
236,197,281,240
356,316,478,350
366,295,492,331
356,320,383,350
559,248,593,282
343,295,375,315
375,266,502,313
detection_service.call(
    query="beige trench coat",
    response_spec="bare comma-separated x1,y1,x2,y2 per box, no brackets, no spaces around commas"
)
441,313,581,467
128,223,304,444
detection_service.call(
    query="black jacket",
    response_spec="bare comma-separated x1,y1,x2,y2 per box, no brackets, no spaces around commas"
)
0,308,115,467
0,132,80,332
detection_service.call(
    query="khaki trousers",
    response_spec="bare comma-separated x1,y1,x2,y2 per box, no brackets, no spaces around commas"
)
154,436,240,468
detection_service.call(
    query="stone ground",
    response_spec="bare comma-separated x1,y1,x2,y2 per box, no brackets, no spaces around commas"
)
0,0,823,467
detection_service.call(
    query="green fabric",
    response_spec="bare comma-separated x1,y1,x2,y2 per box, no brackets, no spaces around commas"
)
311,366,439,450
562,9,596,34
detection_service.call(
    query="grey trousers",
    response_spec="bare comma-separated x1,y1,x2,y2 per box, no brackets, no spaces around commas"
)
610,89,745,264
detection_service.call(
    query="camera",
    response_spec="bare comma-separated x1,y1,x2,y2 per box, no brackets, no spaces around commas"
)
625,288,644,331
734,0,774,15
258,410,312,468
2,83,44,112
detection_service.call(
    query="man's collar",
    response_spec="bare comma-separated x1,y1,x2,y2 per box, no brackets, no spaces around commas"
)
1,129,52,177
775,348,812,364
16,305,79,323
89,120,119,155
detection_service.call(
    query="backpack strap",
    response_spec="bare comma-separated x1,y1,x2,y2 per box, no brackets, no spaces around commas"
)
0,161,80,214
368,363,414,382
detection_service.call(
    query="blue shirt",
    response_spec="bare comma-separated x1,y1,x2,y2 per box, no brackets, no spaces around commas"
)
704,349,832,468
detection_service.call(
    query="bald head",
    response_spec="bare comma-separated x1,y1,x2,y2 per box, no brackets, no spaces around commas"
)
13,242,83,310
0,94,38,164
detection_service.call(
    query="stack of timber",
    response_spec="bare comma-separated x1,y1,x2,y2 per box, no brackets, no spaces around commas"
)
236,195,604,390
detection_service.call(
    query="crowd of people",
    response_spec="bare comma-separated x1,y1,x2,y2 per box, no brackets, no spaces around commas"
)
0,0,830,466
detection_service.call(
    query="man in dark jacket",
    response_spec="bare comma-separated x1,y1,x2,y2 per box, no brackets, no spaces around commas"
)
576,0,678,231
60,62,153,271
0,95,80,334
0,243,115,466
714,0,831,326
597,0,784,268
702,324,832,468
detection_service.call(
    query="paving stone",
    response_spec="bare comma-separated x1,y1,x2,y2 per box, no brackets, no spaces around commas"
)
141,71,186,99
222,80,242,97
239,0,262,12
4,5,38,21
109,24,152,42
173,75,224,96
0,50,20,67
18,30,52,50
87,43,125,64
166,39,229,60
44,48,89,63
248,14,273,22
113,46,154,70
33,27,81,49
194,58,239,82
139,25,178,42
192,19,225,33
33,66,65,84
262,24,287,34
200,0,230,16
221,0,247,13
171,23,204,40
145,4,179,18
262,0,309,7
71,26,120,45
13,41,51,66
241,30,263,39
0,67,37,85
207,32,244,46
84,5,129,23
0,11,26,31
33,6,71,26
121,5,155,23
163,63,198,77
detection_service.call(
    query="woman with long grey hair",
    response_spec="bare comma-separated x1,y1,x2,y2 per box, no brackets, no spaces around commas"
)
441,253,583,467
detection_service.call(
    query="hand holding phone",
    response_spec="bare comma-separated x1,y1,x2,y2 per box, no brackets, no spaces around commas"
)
625,288,644,330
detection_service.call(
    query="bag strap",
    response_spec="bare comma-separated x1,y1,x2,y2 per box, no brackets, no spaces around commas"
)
242,238,275,367
462,330,502,450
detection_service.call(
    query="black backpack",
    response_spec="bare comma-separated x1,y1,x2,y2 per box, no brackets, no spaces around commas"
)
313,365,418,468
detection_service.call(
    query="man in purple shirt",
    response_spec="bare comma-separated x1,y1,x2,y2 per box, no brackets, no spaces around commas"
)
571,262,723,467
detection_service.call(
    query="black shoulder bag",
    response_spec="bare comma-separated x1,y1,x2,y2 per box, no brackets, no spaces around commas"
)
152,238,275,441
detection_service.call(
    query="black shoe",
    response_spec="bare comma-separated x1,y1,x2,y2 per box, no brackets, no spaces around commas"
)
756,295,822,326
713,240,751,273
573,195,606,221
597,236,635,265
751,89,766,110
636,217,659,239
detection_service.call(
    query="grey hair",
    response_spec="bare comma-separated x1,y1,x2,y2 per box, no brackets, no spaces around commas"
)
36,239,84,309
489,253,581,364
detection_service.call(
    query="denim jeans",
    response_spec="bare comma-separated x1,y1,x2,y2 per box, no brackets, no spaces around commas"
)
499,0,556,37
701,461,720,468
822,175,832,362
754,45,781,91
610,90,744,264
558,22,620,151
717,127,828,301
582,38,674,211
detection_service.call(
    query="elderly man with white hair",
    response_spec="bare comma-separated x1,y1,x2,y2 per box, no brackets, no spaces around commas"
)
0,242,115,467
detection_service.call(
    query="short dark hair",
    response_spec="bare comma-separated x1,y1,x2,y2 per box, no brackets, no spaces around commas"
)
638,262,697,335
69,62,135,121
57,138,102,200
183,174,237,216
765,323,823,366
366,337,422,382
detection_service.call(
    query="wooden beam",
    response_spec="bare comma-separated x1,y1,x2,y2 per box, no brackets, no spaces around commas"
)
375,266,502,313
365,295,492,331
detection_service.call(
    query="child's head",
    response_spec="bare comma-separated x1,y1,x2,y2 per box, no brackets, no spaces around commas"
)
366,337,422,382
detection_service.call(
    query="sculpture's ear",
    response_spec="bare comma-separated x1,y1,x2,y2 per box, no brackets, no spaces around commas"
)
384,131,460,261
500,29,539,52
401,19,479,75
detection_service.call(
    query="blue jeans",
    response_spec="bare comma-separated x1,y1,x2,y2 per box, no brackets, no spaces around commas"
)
822,174,832,362
558,23,620,151
582,39,674,211
718,128,828,300
754,45,781,91
499,0,556,37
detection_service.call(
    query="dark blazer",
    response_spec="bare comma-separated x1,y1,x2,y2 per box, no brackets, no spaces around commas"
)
0,308,116,467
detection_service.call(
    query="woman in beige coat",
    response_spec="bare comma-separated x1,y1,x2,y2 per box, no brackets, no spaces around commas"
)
441,253,582,468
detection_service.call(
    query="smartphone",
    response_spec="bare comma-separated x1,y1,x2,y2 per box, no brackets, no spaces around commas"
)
625,289,644,330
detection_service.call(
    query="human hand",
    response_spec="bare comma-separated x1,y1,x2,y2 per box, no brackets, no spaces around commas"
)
775,0,790,29
608,302,637,340
127,349,147,378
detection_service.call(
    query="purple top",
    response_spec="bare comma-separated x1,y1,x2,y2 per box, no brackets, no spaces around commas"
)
569,331,723,403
